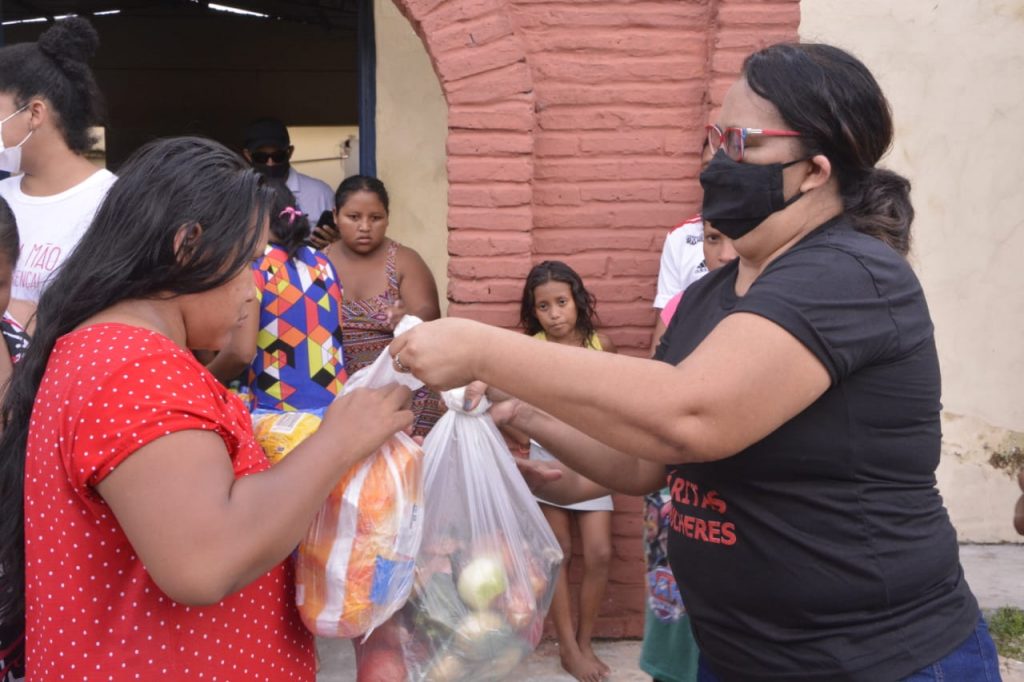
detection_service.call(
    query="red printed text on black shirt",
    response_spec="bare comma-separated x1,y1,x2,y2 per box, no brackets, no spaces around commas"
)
667,473,737,546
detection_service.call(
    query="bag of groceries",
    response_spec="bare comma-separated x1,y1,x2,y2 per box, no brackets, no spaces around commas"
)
252,317,427,639
358,386,563,682
252,408,325,464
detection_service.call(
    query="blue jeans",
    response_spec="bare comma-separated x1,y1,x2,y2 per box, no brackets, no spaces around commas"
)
696,617,1002,682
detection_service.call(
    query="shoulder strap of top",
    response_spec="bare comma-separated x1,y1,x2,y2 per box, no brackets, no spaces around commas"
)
587,333,603,351
384,239,400,295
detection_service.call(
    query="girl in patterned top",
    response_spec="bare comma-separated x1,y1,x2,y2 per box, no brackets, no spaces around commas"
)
0,137,412,680
322,175,443,436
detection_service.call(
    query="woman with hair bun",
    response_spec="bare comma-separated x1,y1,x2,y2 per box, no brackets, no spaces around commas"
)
0,17,116,331
391,43,998,681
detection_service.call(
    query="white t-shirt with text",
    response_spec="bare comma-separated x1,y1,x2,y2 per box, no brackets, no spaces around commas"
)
0,169,116,303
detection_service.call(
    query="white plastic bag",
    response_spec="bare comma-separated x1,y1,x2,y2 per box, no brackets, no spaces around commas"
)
359,386,563,681
294,316,427,639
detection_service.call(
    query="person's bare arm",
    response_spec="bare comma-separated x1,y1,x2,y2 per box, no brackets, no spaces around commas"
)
395,246,440,322
392,313,830,464
95,384,412,606
494,399,664,498
8,299,36,335
596,331,617,354
205,297,259,384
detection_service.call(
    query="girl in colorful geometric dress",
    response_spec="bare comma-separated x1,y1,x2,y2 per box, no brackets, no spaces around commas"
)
245,181,347,410
520,260,617,682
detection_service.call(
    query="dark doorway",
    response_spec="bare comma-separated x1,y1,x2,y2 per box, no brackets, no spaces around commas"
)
0,1,371,175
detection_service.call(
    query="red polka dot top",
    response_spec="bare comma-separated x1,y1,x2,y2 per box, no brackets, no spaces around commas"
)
23,324,315,680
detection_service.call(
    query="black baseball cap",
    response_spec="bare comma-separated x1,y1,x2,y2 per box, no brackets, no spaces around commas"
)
243,118,290,151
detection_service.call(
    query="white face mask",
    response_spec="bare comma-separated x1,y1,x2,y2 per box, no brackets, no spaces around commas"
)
0,105,33,175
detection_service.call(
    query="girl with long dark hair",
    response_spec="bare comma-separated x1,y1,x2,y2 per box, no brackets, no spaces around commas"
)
519,260,616,682
0,137,411,679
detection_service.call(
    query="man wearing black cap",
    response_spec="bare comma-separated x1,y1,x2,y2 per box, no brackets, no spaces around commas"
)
241,117,335,222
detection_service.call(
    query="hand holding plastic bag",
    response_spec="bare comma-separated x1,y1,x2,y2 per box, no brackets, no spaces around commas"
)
361,386,563,681
295,316,428,638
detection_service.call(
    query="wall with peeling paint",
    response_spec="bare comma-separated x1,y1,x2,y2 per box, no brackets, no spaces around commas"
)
801,0,1024,542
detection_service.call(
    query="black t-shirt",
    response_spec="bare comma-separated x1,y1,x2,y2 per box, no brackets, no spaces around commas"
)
655,215,978,682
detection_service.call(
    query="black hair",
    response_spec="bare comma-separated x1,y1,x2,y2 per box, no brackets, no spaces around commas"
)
743,43,914,255
520,260,599,346
265,180,310,259
0,17,105,155
0,136,270,632
0,197,19,266
334,175,389,213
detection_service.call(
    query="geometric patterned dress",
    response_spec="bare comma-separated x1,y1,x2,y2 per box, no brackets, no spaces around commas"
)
249,243,347,411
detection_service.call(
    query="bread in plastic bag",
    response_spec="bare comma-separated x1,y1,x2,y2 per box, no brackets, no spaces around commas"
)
360,386,563,681
295,316,427,638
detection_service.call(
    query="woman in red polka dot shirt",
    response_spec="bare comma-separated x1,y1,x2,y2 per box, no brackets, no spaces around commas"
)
0,137,413,680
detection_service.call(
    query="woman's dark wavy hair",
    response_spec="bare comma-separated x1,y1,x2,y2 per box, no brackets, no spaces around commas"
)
743,43,914,255
520,260,599,345
334,174,389,213
265,180,310,258
0,17,105,154
0,136,270,632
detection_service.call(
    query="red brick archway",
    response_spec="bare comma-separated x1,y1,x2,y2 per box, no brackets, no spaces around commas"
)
392,0,538,328
391,0,800,639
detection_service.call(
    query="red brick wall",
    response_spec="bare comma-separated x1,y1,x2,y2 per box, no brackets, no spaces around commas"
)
393,0,799,638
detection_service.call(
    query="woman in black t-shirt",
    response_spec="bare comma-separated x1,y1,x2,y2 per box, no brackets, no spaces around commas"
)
389,44,997,682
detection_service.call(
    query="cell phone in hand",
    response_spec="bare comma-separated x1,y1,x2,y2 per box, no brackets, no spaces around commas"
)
316,210,336,229
309,211,339,248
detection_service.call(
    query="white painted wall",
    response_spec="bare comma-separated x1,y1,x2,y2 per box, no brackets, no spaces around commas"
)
801,0,1024,541
374,0,450,314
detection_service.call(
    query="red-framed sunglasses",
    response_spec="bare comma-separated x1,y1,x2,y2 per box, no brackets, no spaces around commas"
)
706,124,802,162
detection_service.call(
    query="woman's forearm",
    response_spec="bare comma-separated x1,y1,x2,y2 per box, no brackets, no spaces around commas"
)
476,329,697,464
99,388,413,606
515,406,664,496
215,429,372,595
395,316,829,465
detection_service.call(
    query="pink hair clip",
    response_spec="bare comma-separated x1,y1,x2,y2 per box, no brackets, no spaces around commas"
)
279,206,304,226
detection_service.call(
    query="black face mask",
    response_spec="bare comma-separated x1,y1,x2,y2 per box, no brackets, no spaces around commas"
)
254,162,290,181
699,149,807,239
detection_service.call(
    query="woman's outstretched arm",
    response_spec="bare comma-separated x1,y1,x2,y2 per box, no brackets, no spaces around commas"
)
393,314,829,464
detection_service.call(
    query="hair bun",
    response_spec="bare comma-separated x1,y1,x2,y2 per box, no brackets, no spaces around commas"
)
37,16,99,67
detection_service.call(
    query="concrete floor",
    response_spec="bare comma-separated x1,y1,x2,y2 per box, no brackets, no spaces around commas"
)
317,543,1024,681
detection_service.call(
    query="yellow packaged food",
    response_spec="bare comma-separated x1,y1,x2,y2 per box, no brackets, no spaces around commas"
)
252,410,322,465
